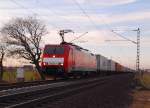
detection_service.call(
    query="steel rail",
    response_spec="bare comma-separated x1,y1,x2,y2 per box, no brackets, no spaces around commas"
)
7,80,107,108
0,75,114,108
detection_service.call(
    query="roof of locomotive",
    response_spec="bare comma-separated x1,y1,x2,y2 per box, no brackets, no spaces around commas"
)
45,42,94,54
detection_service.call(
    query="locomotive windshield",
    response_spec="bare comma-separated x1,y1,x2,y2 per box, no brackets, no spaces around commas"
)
44,46,64,54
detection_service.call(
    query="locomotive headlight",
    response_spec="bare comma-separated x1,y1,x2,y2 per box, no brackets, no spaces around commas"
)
59,63,63,66
43,62,48,65
43,62,46,65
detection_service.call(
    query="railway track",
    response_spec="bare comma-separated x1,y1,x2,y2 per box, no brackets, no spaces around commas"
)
0,73,105,91
0,79,66,91
0,76,85,91
0,74,121,108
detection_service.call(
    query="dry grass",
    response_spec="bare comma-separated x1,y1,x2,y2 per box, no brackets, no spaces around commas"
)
2,71,16,83
130,90,150,108
2,71,41,83
140,72,150,89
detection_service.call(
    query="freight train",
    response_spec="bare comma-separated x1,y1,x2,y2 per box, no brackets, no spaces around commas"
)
41,42,133,78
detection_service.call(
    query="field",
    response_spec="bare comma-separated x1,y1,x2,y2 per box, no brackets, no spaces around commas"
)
140,72,150,89
129,72,150,108
2,71,41,83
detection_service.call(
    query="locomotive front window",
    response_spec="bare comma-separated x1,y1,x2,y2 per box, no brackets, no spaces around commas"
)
44,46,64,54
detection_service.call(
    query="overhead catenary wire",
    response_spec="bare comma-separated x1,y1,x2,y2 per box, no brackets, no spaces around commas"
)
72,0,137,43
36,0,82,31
72,0,100,30
11,0,129,43
10,0,138,45
11,0,87,42
111,30,137,44
9,0,87,45
11,0,31,10
70,32,88,42
33,0,89,43
10,0,60,30
71,0,139,70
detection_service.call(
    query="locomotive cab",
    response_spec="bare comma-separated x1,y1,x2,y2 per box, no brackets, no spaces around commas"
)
41,44,68,77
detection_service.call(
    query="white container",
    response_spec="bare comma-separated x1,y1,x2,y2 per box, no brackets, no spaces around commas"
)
96,55,108,71
107,60,116,71
100,55,108,71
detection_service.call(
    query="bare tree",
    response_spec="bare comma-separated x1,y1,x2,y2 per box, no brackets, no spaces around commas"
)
0,43,6,80
1,17,47,80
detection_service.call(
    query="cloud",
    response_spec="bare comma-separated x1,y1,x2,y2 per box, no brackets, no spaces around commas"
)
43,28,139,46
106,11,150,24
62,10,150,25
0,1,149,28
87,0,136,6
75,0,137,6
42,29,106,45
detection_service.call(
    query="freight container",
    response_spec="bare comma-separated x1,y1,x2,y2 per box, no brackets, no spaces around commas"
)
107,60,116,72
123,67,131,72
100,55,108,71
96,55,112,76
115,63,123,72
96,55,108,72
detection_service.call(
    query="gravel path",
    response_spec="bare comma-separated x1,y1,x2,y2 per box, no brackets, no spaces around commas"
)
46,74,134,108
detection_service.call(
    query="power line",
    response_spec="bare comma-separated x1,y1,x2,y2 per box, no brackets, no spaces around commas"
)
72,0,100,30
10,0,89,43
10,0,60,29
106,28,141,72
76,1,137,43
70,32,88,42
36,0,90,43
36,0,82,31
11,0,31,10
111,30,137,44
71,1,143,71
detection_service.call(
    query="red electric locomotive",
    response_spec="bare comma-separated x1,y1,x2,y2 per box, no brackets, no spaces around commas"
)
41,42,97,78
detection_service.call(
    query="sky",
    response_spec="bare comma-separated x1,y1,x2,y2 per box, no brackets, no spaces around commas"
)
0,0,150,69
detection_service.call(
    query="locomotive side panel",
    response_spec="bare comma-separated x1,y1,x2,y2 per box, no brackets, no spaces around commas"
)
67,47,74,73
72,47,96,73
96,55,100,72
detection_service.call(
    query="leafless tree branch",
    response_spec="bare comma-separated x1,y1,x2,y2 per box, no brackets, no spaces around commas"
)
1,16,47,80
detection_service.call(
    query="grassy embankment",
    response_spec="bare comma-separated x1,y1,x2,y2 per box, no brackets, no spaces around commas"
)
139,72,150,89
2,71,41,83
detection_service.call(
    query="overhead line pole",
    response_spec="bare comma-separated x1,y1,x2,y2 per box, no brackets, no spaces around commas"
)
135,28,140,73
72,0,141,74
109,28,140,74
